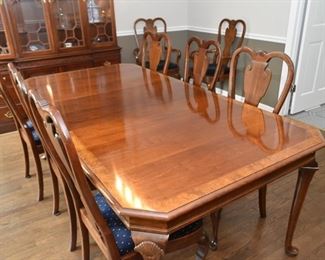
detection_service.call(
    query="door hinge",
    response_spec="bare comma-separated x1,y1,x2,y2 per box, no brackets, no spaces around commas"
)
291,84,296,93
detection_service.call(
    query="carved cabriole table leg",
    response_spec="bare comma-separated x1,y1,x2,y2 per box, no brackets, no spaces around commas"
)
132,231,169,260
285,159,319,256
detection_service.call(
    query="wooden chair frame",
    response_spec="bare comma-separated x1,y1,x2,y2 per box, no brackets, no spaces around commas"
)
133,17,181,78
217,19,246,82
209,46,294,250
2,64,44,201
141,31,172,75
228,46,295,113
184,37,222,90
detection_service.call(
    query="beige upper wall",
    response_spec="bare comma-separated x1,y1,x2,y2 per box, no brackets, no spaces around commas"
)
114,0,292,41
114,0,188,34
187,0,291,42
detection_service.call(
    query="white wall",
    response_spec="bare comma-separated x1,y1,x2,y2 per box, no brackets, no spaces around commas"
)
187,0,291,43
114,0,292,42
114,0,188,36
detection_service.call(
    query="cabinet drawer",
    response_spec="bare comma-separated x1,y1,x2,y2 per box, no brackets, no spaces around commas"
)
0,107,16,134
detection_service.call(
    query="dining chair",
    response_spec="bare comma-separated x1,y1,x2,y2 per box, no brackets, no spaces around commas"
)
8,62,60,219
29,90,209,260
141,31,172,75
1,67,44,202
27,89,80,252
209,46,294,250
134,17,181,78
207,19,246,86
183,36,222,90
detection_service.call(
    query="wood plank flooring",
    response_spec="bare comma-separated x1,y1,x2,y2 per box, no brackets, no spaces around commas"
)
1,131,324,260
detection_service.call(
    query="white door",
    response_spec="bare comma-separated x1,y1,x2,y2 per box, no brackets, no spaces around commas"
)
290,0,325,114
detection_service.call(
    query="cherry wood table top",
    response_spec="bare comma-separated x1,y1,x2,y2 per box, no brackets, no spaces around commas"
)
26,64,325,258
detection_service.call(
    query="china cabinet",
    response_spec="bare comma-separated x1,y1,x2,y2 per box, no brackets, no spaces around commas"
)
0,0,120,133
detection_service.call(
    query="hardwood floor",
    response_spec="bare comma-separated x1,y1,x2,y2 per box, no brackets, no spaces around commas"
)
1,131,324,260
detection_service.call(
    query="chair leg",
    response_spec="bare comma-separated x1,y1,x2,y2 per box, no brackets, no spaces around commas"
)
259,185,267,218
196,233,209,260
21,140,30,178
209,208,222,251
80,220,90,260
47,157,60,216
30,145,43,201
62,181,77,251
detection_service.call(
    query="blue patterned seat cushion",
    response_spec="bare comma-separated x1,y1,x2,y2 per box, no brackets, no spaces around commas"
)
94,192,203,256
206,63,230,76
26,120,41,145
145,61,178,71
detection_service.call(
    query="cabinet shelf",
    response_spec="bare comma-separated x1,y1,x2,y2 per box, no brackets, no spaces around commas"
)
0,0,120,133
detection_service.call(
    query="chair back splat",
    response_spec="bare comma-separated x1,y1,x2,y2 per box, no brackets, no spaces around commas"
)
141,31,172,75
133,17,181,78
184,36,222,90
228,46,294,114
206,19,246,83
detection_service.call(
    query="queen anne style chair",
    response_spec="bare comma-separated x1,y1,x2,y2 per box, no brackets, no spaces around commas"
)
183,36,222,90
1,65,44,202
28,89,81,252
207,19,246,86
141,31,172,75
209,46,294,250
29,91,209,260
134,17,181,78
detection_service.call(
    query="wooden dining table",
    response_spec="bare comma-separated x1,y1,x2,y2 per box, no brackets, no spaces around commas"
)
25,63,325,260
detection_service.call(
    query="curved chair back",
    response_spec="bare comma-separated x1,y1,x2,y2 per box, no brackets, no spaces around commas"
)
217,19,246,81
7,63,33,118
184,37,222,89
141,31,171,75
28,91,122,260
134,17,167,50
228,46,294,114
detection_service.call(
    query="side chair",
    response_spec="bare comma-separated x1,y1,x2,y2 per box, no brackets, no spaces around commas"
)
207,19,246,86
28,89,80,251
209,46,294,250
1,68,44,201
141,31,172,75
29,90,209,260
183,36,222,90
133,17,181,78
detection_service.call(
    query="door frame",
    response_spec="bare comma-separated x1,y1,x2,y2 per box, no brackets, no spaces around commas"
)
278,0,308,115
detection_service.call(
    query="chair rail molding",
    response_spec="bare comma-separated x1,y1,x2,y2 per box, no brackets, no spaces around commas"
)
187,26,286,44
117,26,188,37
118,26,286,44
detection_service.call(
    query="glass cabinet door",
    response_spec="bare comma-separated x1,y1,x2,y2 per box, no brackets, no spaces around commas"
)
0,4,14,58
50,0,85,49
8,0,53,54
86,0,116,47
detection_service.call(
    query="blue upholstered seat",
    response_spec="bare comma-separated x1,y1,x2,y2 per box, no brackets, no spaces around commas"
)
145,61,178,71
206,64,230,77
94,191,203,256
26,120,41,145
